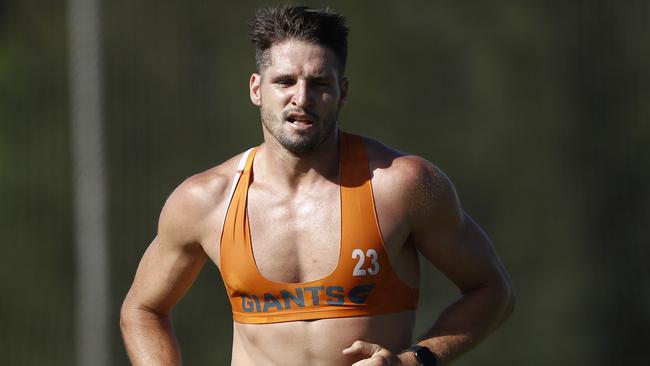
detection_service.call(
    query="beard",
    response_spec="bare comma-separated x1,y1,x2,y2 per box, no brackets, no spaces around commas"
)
261,106,339,156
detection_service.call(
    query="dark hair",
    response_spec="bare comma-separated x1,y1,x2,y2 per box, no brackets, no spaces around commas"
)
249,5,349,76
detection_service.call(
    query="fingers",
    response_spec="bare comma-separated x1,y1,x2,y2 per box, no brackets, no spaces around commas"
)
342,340,382,357
343,340,398,365
351,354,390,366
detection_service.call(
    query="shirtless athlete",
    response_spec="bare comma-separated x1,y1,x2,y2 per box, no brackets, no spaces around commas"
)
120,6,514,366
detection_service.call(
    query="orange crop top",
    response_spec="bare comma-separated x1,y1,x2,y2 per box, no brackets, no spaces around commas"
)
219,132,419,324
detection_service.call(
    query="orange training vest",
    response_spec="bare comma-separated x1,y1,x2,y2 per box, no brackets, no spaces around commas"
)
219,132,419,324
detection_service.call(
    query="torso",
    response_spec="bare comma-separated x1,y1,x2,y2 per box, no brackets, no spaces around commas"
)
198,135,422,365
232,312,415,366
247,166,341,284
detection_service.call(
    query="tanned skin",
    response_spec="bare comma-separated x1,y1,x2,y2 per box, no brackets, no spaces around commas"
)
120,39,514,365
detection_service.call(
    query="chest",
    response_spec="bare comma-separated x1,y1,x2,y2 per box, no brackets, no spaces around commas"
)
246,181,341,283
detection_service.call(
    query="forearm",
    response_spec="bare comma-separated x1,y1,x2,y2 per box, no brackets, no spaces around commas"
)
120,307,182,366
414,282,514,365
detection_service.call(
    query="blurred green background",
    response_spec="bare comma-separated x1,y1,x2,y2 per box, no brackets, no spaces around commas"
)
1,0,649,365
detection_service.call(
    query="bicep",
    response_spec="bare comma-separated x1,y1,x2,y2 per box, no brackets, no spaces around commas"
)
415,211,508,293
123,236,208,315
406,163,507,293
122,182,212,315
119,172,234,366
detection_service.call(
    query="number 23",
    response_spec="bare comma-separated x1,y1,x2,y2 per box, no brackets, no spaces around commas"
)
352,248,380,276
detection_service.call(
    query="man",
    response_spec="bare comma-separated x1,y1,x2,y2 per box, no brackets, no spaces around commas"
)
120,5,514,366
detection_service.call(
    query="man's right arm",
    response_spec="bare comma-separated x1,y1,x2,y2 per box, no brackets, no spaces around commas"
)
120,175,220,365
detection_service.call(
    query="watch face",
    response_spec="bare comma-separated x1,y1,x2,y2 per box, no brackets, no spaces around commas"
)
412,345,437,366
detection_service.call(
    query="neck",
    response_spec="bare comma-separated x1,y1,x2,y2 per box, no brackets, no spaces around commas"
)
255,129,340,189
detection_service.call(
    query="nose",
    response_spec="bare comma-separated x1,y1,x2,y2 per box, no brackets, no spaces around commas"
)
291,80,311,108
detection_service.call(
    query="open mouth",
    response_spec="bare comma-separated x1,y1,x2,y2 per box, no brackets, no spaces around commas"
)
286,112,316,128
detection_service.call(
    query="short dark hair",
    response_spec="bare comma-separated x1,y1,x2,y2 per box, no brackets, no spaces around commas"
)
249,5,349,76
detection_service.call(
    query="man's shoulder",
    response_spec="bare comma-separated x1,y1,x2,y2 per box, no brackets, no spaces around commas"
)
362,135,448,190
362,136,460,227
168,152,246,209
157,150,252,241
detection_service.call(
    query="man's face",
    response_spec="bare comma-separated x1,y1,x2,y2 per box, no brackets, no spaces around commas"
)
249,39,348,155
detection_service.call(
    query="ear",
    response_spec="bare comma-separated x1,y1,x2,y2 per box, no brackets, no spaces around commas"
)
249,73,262,106
338,77,349,107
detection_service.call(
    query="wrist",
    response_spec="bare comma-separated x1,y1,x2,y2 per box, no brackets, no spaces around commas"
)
399,345,439,366
397,351,420,366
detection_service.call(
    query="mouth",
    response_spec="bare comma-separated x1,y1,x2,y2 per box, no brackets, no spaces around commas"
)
285,112,316,129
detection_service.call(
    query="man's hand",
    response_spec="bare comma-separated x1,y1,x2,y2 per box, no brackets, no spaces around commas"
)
342,341,418,366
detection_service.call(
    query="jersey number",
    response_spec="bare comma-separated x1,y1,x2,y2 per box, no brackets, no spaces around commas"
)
352,249,380,276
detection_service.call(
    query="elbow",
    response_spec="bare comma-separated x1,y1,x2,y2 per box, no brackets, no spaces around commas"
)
120,299,169,334
498,274,516,322
119,302,136,334
475,273,515,326
119,300,148,334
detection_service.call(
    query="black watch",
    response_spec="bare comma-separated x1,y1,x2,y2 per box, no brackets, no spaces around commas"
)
405,345,438,366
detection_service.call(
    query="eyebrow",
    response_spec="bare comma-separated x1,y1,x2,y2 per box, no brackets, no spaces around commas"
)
270,73,335,82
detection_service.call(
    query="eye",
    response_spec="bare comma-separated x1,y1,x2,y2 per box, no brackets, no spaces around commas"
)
312,78,333,88
274,78,295,87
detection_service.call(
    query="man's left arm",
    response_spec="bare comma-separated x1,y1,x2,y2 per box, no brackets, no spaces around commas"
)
344,159,515,365
403,210,515,365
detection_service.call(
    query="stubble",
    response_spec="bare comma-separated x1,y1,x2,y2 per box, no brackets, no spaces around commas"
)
260,106,339,156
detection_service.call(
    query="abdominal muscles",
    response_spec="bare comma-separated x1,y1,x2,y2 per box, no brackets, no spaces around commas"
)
231,311,415,366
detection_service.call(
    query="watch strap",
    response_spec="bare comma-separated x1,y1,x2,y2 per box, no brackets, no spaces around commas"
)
405,345,438,366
